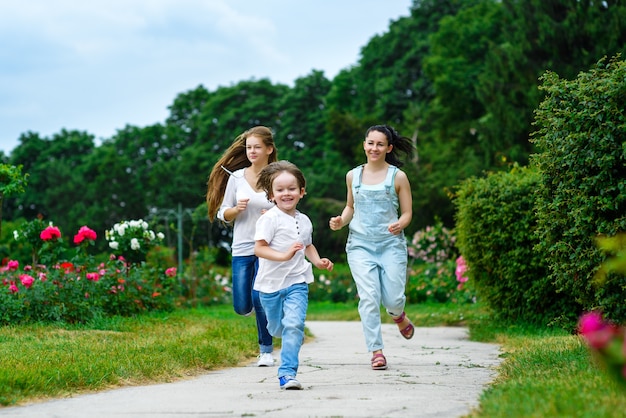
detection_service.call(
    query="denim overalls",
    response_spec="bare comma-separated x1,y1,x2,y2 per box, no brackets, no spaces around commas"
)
346,164,408,352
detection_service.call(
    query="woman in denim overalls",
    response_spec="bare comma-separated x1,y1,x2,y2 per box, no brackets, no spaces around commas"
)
330,124,415,370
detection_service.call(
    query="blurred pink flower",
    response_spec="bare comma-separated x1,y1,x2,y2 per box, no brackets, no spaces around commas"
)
9,282,18,293
579,311,626,387
578,311,618,349
165,267,177,277
74,226,97,244
455,256,469,283
40,226,61,241
7,260,19,271
19,274,35,289
86,272,100,282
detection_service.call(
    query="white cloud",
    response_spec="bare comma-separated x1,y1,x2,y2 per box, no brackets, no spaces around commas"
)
0,0,412,154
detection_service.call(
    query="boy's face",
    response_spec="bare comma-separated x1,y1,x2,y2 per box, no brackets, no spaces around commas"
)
270,171,305,215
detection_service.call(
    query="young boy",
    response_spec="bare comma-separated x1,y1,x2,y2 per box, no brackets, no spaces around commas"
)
254,160,334,390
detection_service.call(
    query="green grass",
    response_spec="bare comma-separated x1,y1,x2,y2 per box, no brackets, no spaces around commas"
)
1,301,626,417
467,322,626,418
0,306,259,406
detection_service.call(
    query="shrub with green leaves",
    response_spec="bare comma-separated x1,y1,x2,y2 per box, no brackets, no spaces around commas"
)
1,221,179,325
178,246,233,307
454,164,579,325
406,221,473,304
408,219,458,265
406,258,475,304
105,219,165,264
531,55,626,321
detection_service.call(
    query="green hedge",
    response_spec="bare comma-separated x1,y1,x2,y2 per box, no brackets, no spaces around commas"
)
454,165,579,325
531,55,626,321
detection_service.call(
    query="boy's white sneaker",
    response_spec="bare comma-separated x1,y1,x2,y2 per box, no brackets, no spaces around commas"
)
279,375,302,390
257,352,275,367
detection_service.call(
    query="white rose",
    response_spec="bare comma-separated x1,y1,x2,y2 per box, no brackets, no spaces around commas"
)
115,223,126,236
131,238,140,250
109,241,119,250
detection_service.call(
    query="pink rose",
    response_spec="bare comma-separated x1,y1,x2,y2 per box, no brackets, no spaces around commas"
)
455,256,469,283
7,260,19,271
74,226,97,244
40,226,61,241
19,274,35,289
9,282,18,293
578,311,618,349
86,272,100,282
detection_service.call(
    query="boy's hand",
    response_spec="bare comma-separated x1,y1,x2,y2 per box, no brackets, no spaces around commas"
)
317,258,334,271
286,242,304,259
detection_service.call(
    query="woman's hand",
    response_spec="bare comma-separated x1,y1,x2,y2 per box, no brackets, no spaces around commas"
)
329,216,343,231
235,198,250,213
388,222,403,235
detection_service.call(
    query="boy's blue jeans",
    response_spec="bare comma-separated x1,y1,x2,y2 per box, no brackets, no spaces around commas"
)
231,255,273,353
260,283,308,378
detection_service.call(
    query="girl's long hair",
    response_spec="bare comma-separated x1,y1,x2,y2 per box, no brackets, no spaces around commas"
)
206,126,277,221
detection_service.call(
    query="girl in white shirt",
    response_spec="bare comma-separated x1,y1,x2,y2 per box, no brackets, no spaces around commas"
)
206,126,277,367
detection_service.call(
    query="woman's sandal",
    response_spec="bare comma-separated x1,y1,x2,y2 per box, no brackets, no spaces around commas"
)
393,312,415,340
371,353,388,370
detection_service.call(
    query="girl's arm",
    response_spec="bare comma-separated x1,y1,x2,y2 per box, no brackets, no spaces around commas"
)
388,170,413,235
222,199,250,222
255,239,303,262
329,170,355,230
305,244,334,271
217,176,246,222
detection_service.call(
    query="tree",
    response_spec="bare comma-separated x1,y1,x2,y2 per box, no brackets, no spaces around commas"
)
0,163,28,237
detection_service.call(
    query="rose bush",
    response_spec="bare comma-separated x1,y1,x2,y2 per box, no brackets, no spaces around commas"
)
1,221,178,324
105,219,165,264
406,222,474,304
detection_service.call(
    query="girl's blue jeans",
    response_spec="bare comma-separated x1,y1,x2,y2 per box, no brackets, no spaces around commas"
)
231,255,273,353
260,283,308,378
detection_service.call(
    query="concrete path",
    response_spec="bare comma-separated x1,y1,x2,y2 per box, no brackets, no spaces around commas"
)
0,321,502,418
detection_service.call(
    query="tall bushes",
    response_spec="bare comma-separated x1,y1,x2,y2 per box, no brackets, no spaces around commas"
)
531,56,626,321
454,55,626,326
454,165,578,324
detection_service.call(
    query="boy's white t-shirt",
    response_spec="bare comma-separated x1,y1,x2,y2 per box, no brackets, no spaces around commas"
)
253,206,314,293
216,168,275,256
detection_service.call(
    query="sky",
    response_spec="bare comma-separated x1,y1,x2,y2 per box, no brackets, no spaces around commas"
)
0,0,412,155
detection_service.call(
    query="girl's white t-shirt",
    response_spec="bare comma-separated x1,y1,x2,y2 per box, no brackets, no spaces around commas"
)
253,206,314,293
217,168,275,256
